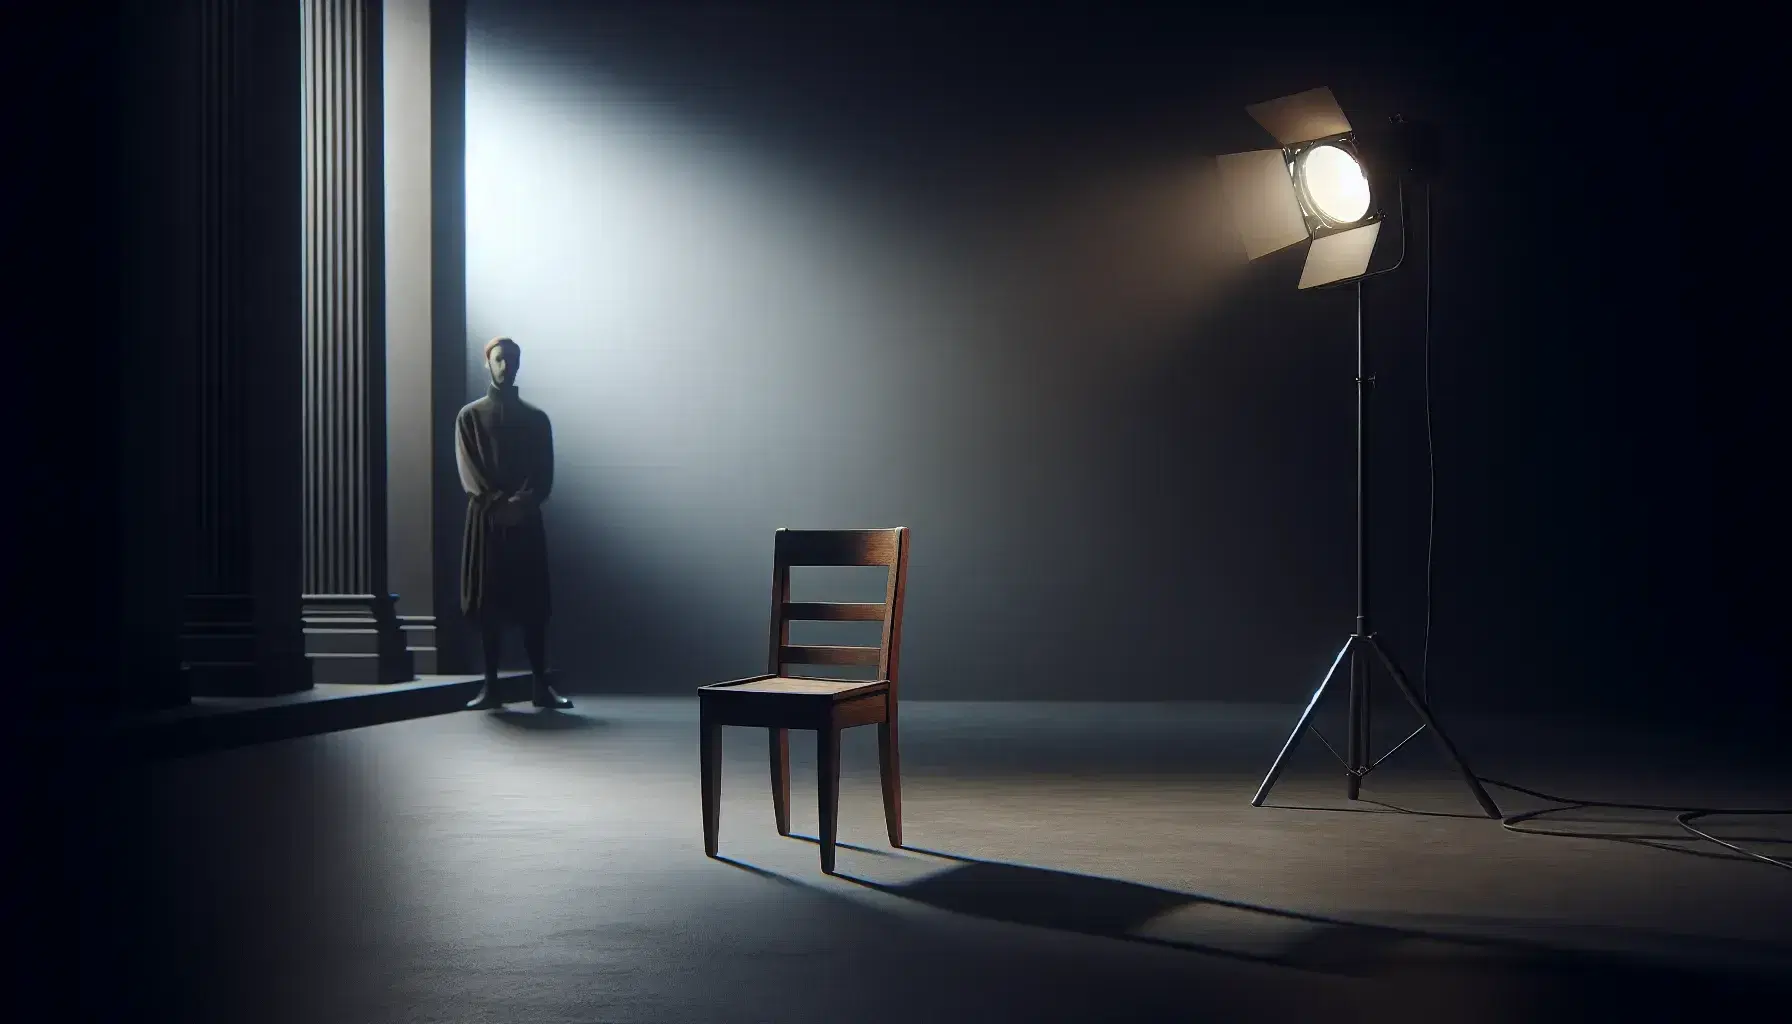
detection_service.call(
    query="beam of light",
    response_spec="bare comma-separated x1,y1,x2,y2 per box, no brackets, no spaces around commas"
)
464,32,992,680
465,46,927,535
463,11,1255,691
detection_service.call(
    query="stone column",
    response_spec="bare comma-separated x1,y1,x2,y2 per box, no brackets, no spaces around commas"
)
173,0,312,698
430,0,475,674
384,0,439,673
301,0,415,684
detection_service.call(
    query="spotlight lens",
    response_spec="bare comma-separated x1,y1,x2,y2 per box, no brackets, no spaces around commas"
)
1298,145,1370,224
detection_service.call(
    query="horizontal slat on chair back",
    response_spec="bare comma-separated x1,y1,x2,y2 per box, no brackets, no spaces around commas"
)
783,602,886,621
776,529,901,567
767,528,908,682
779,644,883,668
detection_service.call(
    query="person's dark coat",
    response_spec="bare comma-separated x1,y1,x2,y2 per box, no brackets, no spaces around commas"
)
455,383,554,624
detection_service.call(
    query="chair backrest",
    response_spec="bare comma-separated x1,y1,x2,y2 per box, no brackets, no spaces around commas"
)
766,528,909,689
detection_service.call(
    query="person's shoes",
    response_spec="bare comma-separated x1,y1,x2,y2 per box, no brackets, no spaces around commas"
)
465,683,506,711
531,678,573,709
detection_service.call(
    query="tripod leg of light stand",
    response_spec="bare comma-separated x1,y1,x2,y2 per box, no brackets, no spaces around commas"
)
1362,635,1502,819
1251,636,1355,807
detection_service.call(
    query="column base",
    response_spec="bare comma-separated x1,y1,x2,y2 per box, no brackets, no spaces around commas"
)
184,594,315,697
400,615,438,675
303,593,418,685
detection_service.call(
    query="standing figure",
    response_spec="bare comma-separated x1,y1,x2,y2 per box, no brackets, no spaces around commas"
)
457,336,573,710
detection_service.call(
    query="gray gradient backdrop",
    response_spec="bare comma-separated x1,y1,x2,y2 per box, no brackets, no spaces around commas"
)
451,3,1741,723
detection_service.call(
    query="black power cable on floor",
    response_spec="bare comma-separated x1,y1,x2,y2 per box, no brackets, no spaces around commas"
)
1480,777,1792,871
1413,185,1791,872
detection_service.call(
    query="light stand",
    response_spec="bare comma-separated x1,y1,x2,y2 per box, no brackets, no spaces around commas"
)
1249,119,1501,817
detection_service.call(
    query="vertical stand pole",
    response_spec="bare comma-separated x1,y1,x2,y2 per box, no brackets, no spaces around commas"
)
1347,280,1370,799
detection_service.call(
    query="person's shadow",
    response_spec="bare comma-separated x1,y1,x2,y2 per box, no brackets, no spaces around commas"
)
489,708,603,730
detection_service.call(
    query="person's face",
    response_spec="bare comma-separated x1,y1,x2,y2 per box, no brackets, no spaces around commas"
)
487,344,519,386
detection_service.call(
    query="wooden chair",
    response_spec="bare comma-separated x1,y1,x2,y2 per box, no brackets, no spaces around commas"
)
698,528,909,873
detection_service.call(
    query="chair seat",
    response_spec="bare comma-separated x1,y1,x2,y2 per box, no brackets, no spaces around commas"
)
705,676,886,698
701,527,909,873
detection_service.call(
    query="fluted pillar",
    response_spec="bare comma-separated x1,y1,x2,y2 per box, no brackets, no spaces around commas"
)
175,0,311,698
302,0,415,685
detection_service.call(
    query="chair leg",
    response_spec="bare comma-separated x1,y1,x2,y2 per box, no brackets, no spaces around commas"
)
877,718,903,848
700,715,721,858
817,726,841,873
769,727,791,836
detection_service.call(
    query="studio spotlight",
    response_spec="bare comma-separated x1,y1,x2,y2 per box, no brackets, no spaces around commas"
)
1218,87,1502,818
1215,86,1390,289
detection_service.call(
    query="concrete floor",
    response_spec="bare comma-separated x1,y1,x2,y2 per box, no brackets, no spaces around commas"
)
56,699,1792,1022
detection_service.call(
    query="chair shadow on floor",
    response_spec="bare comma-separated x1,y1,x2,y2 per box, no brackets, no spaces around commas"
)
719,843,1788,991
719,840,1456,974
834,846,1439,975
